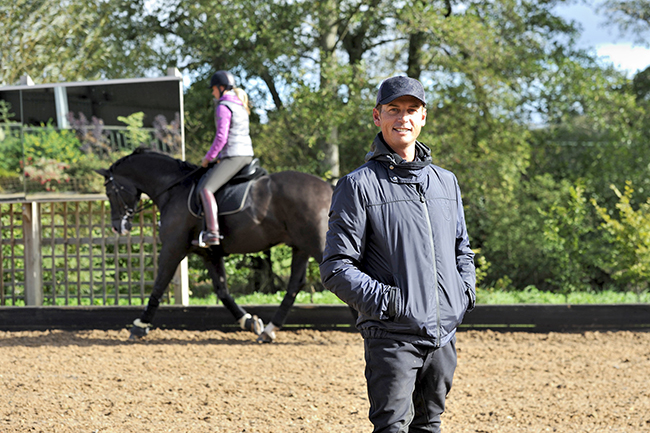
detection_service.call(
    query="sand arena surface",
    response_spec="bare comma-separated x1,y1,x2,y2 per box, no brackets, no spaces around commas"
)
1,328,649,432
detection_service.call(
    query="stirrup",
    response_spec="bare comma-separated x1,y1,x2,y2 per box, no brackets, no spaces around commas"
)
192,231,221,247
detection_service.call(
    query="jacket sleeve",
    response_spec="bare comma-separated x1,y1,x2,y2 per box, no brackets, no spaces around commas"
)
204,103,232,161
453,177,477,310
319,176,394,320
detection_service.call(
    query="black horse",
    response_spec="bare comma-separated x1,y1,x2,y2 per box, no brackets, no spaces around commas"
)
96,148,333,342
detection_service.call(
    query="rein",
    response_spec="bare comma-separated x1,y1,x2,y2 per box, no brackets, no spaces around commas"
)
106,166,203,217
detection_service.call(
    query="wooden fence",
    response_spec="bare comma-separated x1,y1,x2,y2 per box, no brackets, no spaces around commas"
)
1,304,649,332
0,198,187,307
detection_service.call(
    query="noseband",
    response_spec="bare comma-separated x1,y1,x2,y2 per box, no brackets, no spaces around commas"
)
104,174,137,219
104,174,140,236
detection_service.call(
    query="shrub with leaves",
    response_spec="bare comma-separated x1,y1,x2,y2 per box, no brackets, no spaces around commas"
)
23,122,82,163
117,112,150,148
67,112,112,158
592,182,650,300
152,113,182,155
24,158,70,191
0,101,23,179
540,181,595,297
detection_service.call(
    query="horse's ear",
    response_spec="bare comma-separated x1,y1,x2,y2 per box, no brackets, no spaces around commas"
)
95,168,109,178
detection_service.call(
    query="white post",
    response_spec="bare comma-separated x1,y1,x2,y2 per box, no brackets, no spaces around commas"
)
19,75,34,86
168,67,185,161
54,86,70,129
23,202,43,305
172,257,190,306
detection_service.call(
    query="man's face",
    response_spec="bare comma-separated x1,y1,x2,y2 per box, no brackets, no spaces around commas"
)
373,95,427,153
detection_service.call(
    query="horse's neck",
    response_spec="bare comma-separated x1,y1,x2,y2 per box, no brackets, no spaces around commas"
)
124,157,186,197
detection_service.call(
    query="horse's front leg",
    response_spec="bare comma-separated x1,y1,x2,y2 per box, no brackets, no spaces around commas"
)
258,248,308,343
204,253,264,336
130,244,189,340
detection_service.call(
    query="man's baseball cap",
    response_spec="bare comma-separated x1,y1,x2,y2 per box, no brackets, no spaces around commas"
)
376,76,426,106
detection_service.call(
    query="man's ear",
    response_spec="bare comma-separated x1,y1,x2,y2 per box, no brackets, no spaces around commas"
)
372,107,381,127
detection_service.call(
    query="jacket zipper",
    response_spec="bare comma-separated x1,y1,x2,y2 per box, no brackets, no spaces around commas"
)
418,184,441,346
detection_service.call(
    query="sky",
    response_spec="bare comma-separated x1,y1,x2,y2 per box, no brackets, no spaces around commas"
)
555,2,650,77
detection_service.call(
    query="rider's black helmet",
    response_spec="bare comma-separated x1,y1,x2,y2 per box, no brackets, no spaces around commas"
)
209,70,235,89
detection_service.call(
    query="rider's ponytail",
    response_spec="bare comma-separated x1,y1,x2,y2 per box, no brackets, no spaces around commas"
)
233,87,251,115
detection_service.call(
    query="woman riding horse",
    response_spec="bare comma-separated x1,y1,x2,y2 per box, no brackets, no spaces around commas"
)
196,70,254,247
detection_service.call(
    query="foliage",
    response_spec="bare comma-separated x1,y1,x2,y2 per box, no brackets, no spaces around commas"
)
152,113,183,155
22,123,82,163
0,101,22,180
4,0,650,298
539,181,595,296
67,112,112,158
599,0,650,47
23,158,70,191
19,124,83,192
592,182,650,299
188,244,324,297
190,286,650,306
0,0,175,85
189,290,345,306
117,112,150,148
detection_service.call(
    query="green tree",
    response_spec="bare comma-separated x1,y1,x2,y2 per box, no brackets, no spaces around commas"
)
600,0,650,46
592,182,650,300
6,0,650,295
0,0,173,85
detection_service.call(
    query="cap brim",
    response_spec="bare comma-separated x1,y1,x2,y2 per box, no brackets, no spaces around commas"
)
378,93,426,105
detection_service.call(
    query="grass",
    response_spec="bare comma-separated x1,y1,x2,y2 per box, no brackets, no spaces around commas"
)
476,286,650,304
4,287,648,307
189,290,346,306
188,287,650,306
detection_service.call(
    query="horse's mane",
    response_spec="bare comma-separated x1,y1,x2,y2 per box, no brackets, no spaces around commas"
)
111,147,199,174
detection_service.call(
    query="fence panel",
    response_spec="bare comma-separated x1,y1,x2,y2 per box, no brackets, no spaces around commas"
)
1,199,171,306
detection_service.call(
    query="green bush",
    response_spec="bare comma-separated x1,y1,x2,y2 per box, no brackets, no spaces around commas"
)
0,101,23,182
592,182,650,301
23,123,83,163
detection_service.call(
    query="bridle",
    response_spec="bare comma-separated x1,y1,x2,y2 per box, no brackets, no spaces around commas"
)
105,174,137,215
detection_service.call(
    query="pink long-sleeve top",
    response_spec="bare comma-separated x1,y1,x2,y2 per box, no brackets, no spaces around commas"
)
204,93,249,161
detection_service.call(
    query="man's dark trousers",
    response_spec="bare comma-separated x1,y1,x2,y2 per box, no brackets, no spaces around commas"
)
364,336,457,433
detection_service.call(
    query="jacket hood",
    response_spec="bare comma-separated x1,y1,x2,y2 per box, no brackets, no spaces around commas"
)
365,133,432,172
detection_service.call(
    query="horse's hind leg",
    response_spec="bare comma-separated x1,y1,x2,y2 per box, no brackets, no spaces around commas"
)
204,255,263,335
258,248,308,343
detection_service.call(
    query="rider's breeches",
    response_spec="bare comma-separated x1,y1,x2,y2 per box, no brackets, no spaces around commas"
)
197,156,253,193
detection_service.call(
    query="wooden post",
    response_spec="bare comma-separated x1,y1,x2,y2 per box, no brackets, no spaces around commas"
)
172,257,190,306
23,202,43,305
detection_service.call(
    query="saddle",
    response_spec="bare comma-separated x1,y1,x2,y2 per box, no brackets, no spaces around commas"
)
191,158,268,216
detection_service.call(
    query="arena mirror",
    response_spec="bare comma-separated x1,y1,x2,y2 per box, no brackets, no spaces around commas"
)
0,71,184,200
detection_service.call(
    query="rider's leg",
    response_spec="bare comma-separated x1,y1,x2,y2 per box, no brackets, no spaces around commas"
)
199,188,221,245
195,156,253,247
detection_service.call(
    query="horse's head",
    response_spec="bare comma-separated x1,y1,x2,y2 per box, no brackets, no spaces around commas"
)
95,168,142,235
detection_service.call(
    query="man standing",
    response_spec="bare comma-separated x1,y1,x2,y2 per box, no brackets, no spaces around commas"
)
320,76,476,433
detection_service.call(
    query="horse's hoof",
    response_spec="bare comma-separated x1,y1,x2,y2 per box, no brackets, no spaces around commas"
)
257,323,278,343
129,319,151,340
256,331,275,343
244,315,264,335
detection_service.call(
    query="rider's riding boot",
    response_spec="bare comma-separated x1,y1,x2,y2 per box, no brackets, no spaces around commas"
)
196,188,221,247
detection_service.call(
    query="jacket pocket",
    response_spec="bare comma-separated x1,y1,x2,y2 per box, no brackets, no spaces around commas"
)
445,272,470,330
466,285,476,311
386,286,402,320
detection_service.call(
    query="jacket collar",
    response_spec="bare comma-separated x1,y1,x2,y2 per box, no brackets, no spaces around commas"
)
365,133,432,174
